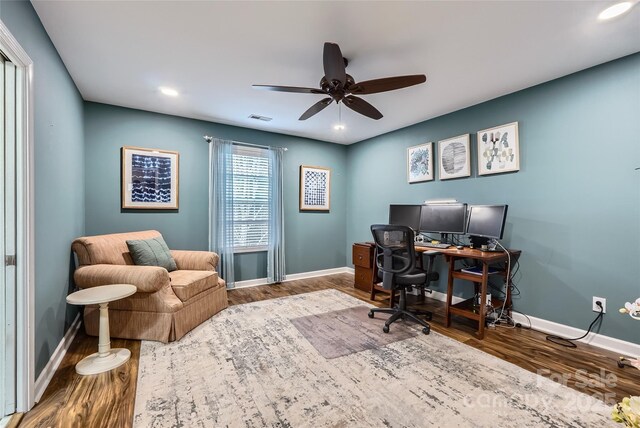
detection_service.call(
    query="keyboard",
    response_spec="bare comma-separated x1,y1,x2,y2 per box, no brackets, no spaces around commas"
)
416,242,451,249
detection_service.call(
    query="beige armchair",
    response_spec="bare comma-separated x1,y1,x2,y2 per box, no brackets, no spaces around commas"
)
72,230,228,342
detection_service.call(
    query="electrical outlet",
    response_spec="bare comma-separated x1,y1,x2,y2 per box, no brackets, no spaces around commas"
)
592,296,606,313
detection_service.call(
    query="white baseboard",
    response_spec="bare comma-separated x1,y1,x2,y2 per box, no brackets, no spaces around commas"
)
233,277,270,288
34,313,81,403
511,312,640,357
285,267,351,282
426,289,466,305
234,267,353,289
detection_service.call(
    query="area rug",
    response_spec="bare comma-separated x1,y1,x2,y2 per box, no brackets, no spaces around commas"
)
133,289,614,427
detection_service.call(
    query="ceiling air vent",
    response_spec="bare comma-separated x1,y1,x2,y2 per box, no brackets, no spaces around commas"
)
248,114,272,122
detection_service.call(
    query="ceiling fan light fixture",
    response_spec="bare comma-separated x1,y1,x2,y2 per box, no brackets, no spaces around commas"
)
598,2,633,20
333,124,345,131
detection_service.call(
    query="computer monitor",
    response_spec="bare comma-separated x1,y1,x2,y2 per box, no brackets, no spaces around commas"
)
466,205,508,244
388,204,422,232
419,203,467,235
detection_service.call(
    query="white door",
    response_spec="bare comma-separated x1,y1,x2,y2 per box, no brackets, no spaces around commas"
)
0,53,17,417
0,21,34,414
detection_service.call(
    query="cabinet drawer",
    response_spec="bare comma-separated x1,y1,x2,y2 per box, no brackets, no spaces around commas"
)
352,245,372,268
354,266,374,291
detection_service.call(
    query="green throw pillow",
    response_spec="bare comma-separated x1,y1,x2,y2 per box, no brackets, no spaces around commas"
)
126,236,177,272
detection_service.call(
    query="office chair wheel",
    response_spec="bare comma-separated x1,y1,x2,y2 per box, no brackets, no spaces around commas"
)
383,325,390,333
422,326,430,335
368,311,374,319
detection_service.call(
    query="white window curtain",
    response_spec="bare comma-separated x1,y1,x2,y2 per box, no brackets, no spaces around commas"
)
208,138,286,288
267,147,285,284
208,138,235,288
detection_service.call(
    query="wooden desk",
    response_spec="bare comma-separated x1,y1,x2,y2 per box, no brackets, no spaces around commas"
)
415,245,521,339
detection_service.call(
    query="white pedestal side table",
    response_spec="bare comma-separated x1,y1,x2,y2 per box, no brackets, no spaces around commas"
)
66,284,137,375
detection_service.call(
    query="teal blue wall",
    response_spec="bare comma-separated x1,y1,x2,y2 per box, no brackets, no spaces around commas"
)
1,1,85,376
84,102,347,281
346,54,640,343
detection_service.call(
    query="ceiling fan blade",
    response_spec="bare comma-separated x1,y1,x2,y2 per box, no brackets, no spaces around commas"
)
348,75,426,95
299,98,333,120
252,85,326,95
343,95,383,120
323,42,346,87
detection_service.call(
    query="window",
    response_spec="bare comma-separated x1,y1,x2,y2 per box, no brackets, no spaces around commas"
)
228,146,270,252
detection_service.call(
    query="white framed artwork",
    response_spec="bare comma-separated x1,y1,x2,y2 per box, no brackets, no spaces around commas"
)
299,165,331,211
438,134,470,180
407,142,434,183
477,122,520,175
122,146,179,209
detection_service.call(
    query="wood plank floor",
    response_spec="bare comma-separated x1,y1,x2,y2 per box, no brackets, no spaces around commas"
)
20,273,640,427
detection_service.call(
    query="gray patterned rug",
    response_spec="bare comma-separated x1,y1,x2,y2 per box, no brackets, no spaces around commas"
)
133,289,614,427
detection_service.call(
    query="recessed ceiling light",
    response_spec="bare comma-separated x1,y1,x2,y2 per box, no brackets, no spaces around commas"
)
333,124,345,131
598,2,633,20
159,86,179,97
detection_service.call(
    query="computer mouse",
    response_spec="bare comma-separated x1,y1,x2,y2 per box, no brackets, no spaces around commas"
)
456,245,464,250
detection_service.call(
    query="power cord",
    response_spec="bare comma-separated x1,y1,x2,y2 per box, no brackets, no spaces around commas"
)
511,309,533,330
545,302,604,348
487,239,511,328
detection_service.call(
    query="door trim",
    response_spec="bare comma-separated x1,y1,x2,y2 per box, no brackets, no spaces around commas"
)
0,20,35,412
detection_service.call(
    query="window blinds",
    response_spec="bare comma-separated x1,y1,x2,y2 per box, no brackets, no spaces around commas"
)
228,146,270,250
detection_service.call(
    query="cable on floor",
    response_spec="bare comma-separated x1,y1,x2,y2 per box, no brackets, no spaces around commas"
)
545,304,604,348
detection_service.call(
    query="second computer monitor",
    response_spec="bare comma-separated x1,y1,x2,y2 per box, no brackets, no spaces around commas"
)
419,203,467,234
388,204,422,231
466,204,508,239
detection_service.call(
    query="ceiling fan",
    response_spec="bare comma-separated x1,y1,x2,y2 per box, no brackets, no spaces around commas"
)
252,42,427,121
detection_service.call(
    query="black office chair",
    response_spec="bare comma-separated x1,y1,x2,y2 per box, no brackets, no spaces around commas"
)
368,224,435,334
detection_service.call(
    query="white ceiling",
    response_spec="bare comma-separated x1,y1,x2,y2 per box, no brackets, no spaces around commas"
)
32,1,640,145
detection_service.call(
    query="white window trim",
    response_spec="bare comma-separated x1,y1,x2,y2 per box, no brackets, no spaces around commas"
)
0,20,35,412
233,246,268,254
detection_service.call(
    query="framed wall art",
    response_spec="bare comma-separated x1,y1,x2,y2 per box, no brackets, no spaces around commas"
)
438,134,470,180
477,122,520,175
299,165,331,211
122,146,179,209
407,142,434,183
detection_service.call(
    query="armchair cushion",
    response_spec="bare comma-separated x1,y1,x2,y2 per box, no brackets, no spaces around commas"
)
171,250,218,271
126,236,177,272
74,264,170,293
169,270,218,302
